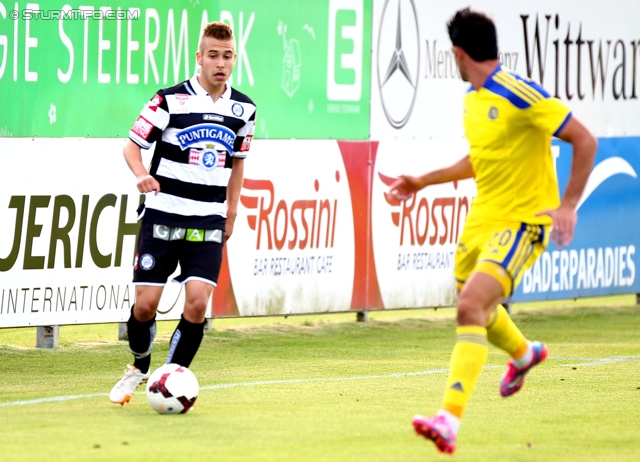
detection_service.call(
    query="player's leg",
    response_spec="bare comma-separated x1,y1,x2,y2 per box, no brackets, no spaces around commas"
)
486,302,549,397
445,228,502,419
108,285,164,405
476,256,533,371
166,280,213,367
480,224,536,359
413,270,504,453
486,304,527,359
110,222,177,405
482,223,550,397
445,271,505,410
128,285,163,374
165,237,222,367
413,227,501,453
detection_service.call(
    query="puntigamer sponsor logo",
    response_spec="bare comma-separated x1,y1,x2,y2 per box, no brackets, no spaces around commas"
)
176,124,235,152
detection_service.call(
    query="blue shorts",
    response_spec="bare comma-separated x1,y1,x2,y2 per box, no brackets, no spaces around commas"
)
133,220,224,286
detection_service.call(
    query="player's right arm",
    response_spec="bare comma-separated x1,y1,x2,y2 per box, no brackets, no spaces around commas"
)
125,91,170,195
390,155,475,200
536,115,597,247
123,139,160,195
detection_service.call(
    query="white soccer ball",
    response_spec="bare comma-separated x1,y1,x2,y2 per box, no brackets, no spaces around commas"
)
146,363,199,414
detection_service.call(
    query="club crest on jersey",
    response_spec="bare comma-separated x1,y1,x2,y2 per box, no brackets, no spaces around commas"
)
488,106,499,120
232,103,244,117
176,123,235,153
189,144,225,170
201,150,218,170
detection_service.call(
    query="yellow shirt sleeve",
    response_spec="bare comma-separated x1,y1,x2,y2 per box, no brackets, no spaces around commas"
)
525,96,572,137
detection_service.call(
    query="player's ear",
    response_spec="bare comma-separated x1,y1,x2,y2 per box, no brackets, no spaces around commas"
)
196,51,203,66
452,46,464,61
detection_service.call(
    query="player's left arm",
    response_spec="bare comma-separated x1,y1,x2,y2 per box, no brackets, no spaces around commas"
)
556,116,598,211
538,115,598,247
225,157,244,242
226,105,255,241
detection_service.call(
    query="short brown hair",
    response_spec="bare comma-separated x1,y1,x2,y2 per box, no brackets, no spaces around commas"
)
199,21,235,53
201,21,234,42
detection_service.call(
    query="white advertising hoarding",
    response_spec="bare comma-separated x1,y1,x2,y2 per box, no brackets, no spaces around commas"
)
227,140,356,316
0,138,360,327
0,138,140,327
372,0,640,139
371,139,473,308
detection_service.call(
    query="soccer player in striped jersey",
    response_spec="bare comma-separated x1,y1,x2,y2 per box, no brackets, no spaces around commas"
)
110,22,257,405
390,9,597,454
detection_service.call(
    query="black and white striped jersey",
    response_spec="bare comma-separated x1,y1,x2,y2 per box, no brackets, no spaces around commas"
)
129,75,256,229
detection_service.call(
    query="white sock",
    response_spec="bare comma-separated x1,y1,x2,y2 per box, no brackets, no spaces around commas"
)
437,409,460,434
512,341,533,369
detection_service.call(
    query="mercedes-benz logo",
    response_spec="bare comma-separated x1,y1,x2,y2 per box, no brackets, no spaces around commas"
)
377,0,420,129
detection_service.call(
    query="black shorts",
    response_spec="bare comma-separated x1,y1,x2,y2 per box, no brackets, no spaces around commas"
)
133,221,224,286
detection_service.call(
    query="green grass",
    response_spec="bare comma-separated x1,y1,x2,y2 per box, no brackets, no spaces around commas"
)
0,298,639,461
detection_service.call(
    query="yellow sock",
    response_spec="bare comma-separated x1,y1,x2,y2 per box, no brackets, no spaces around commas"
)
486,305,528,359
441,326,488,418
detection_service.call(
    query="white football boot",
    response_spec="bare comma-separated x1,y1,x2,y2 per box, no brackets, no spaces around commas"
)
109,364,150,405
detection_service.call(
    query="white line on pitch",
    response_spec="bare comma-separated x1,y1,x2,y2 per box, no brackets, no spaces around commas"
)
0,355,637,408
553,355,640,367
0,367,473,408
198,367,462,391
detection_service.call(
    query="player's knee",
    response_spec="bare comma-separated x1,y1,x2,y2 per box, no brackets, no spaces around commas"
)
456,297,474,320
456,295,487,325
133,301,158,321
184,295,209,318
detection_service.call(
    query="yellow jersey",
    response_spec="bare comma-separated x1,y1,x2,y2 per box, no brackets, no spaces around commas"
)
463,65,572,226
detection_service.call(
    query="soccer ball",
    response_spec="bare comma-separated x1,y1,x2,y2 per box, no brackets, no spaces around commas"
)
146,363,199,414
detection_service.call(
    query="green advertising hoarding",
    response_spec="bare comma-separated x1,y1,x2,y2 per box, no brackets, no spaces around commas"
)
0,0,370,139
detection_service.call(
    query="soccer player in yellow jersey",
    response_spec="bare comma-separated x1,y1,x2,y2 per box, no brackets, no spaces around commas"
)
390,9,597,454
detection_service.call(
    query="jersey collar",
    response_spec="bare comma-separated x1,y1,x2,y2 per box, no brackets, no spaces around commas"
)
466,64,503,93
189,74,231,99
482,64,504,88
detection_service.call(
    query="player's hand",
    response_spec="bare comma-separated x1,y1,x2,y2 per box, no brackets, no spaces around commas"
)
224,214,236,242
389,175,422,201
136,174,160,195
536,205,577,248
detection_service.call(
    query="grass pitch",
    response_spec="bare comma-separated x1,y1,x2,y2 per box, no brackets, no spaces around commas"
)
0,298,639,461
